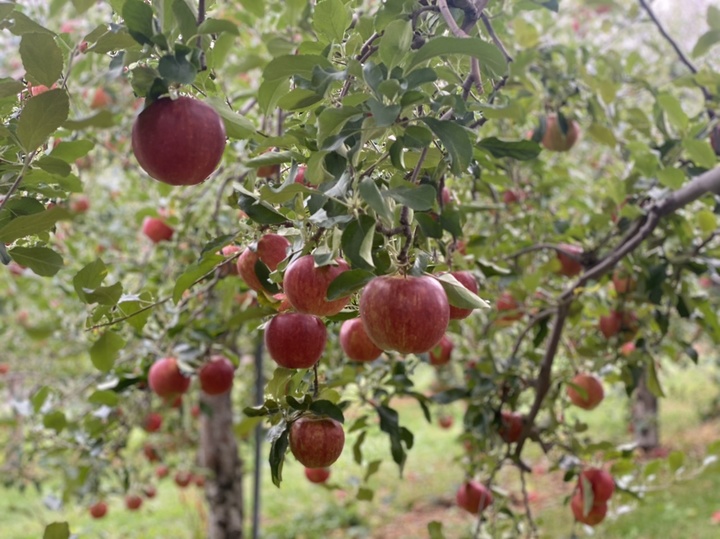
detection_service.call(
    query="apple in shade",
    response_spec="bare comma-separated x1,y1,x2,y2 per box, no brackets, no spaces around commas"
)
264,313,327,369
0,363,9,375
566,373,604,410
132,96,226,186
441,186,454,206
294,165,310,186
447,271,478,320
599,310,638,341
541,114,580,152
305,467,331,484
283,255,351,316
143,412,163,433
89,501,108,519
502,189,524,205
198,355,234,395
339,318,382,362
69,194,90,213
143,443,160,462
236,233,290,292
496,292,522,325
456,480,494,515
148,357,191,400
218,245,241,276
125,494,143,511
290,415,345,468
175,470,192,488
429,335,453,366
193,474,206,488
556,244,583,276
498,411,524,443
359,275,449,354
142,217,174,243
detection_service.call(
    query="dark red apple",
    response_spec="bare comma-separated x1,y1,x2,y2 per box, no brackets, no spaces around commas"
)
579,468,615,503
148,357,191,400
429,335,453,366
193,474,206,487
283,255,351,316
570,490,607,526
143,412,163,433
290,416,345,468
567,373,604,410
359,275,449,354
237,233,290,292
143,485,157,499
456,480,494,515
339,318,382,362
498,411,524,443
612,268,636,295
199,355,234,395
305,467,331,483
156,465,170,479
557,244,583,276
132,97,226,186
295,165,309,186
447,271,478,320
541,114,580,152
174,470,192,488
264,313,327,369
89,501,108,519
143,443,160,462
125,494,143,511
142,217,174,243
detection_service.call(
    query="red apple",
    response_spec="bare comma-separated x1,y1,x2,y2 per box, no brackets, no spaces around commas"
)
557,244,583,276
264,313,327,369
219,245,241,276
148,357,191,400
620,341,635,357
89,87,111,109
295,165,309,186
498,411,524,443
570,490,607,526
191,404,201,418
199,355,234,395
567,373,604,410
447,271,478,320
125,494,143,511
69,194,90,213
272,293,293,312
359,275,449,354
142,217,174,243
174,470,192,488
496,292,522,325
438,415,454,429
143,412,163,433
193,474,206,487
156,465,169,479
429,335,453,366
579,468,615,503
236,233,290,292
0,363,9,375
456,480,494,515
89,501,108,519
132,97,226,186
541,114,580,152
256,149,280,178
441,186,454,206
143,485,157,499
339,318,382,362
283,255,351,316
305,467,331,483
290,416,345,468
612,269,636,295
599,310,638,342
502,189,525,205
143,444,160,462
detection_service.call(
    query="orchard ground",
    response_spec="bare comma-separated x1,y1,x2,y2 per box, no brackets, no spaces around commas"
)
2,359,720,539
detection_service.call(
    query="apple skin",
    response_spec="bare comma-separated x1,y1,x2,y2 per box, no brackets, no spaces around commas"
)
198,355,234,395
456,480,493,515
541,114,580,152
429,335,453,366
447,271,478,320
570,490,607,526
142,217,174,244
496,292,522,325
219,245,241,276
125,494,143,511
237,234,290,292
304,467,331,484
567,373,604,410
264,313,327,369
290,416,345,468
359,275,450,354
174,471,192,488
502,189,524,205
283,255,351,316
557,244,583,276
148,357,191,400
498,411,524,443
599,310,638,342
132,96,226,186
143,412,163,433
579,468,615,503
612,269,636,295
89,501,108,519
90,87,111,109
339,318,382,362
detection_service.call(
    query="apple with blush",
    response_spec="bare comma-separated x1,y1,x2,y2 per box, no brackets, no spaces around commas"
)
237,233,290,292
283,255,351,316
148,357,191,400
290,415,345,468
264,313,327,369
339,318,382,362
447,271,478,320
198,355,234,395
556,244,583,276
566,373,604,410
429,334,453,366
456,480,493,515
498,411,524,443
304,467,331,484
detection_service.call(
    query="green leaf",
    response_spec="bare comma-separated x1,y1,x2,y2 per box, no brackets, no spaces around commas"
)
0,77,25,99
317,106,362,144
263,55,333,81
31,386,50,413
171,0,196,43
90,28,139,54
709,5,720,29
421,118,472,174
378,19,413,70
50,140,94,163
477,137,541,160
657,93,688,132
386,183,436,211
235,191,288,225
692,29,720,58
20,33,63,87
74,259,109,302
9,247,63,276
340,215,377,270
683,139,717,169
357,487,374,501
698,209,717,234
668,450,684,473
428,521,445,539
203,97,255,139
309,400,345,423
172,254,224,303
123,0,155,46
409,37,507,76
313,0,350,43
64,110,115,130
327,269,375,301
435,273,489,309
658,168,685,189
158,53,197,85
0,206,72,243
0,3,15,21
269,425,290,487
197,18,239,35
364,460,382,482
43,410,67,433
88,390,119,406
89,331,125,372
646,360,665,398
587,124,617,147
43,521,70,539
359,178,393,224
116,294,153,332
17,88,70,151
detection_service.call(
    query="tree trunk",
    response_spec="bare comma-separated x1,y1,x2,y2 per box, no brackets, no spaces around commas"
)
631,369,660,452
199,390,244,539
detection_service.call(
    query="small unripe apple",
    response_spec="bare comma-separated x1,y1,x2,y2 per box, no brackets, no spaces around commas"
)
142,217,174,243
447,271,478,320
198,355,234,395
429,335,453,366
264,313,327,369
283,255,351,317
290,416,345,468
148,357,191,400
237,234,290,292
541,114,580,152
498,411,524,443
305,467,331,484
89,501,108,519
339,318,382,362
125,494,143,511
456,480,493,515
143,412,163,433
566,373,604,410
570,490,607,526
556,244,583,276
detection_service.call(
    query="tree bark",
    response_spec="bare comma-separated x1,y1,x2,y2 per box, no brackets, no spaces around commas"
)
631,369,660,452
199,390,244,539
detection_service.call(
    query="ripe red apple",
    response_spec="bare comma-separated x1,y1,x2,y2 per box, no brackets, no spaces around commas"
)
496,291,522,325
438,415,454,429
143,412,163,433
359,275,449,354
256,149,280,178
193,474,206,487
143,443,160,462
620,341,635,357
89,501,108,519
295,165,309,186
272,293,293,312
305,467,331,483
612,269,636,295
174,470,192,488
339,318,382,362
502,189,525,205
570,490,607,526
599,310,638,342
125,494,143,511
290,416,345,468
132,96,226,186
498,411,524,443
541,114,580,152
441,186,454,206
447,271,478,320
264,313,327,369
579,468,615,503
143,485,157,499
199,355,234,395
142,217,174,243
156,465,170,479
567,373,604,410
283,255,351,316
556,244,583,276
236,233,290,292
219,245,241,276
69,194,90,213
429,335,453,366
456,480,494,515
148,357,191,400
89,87,111,109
